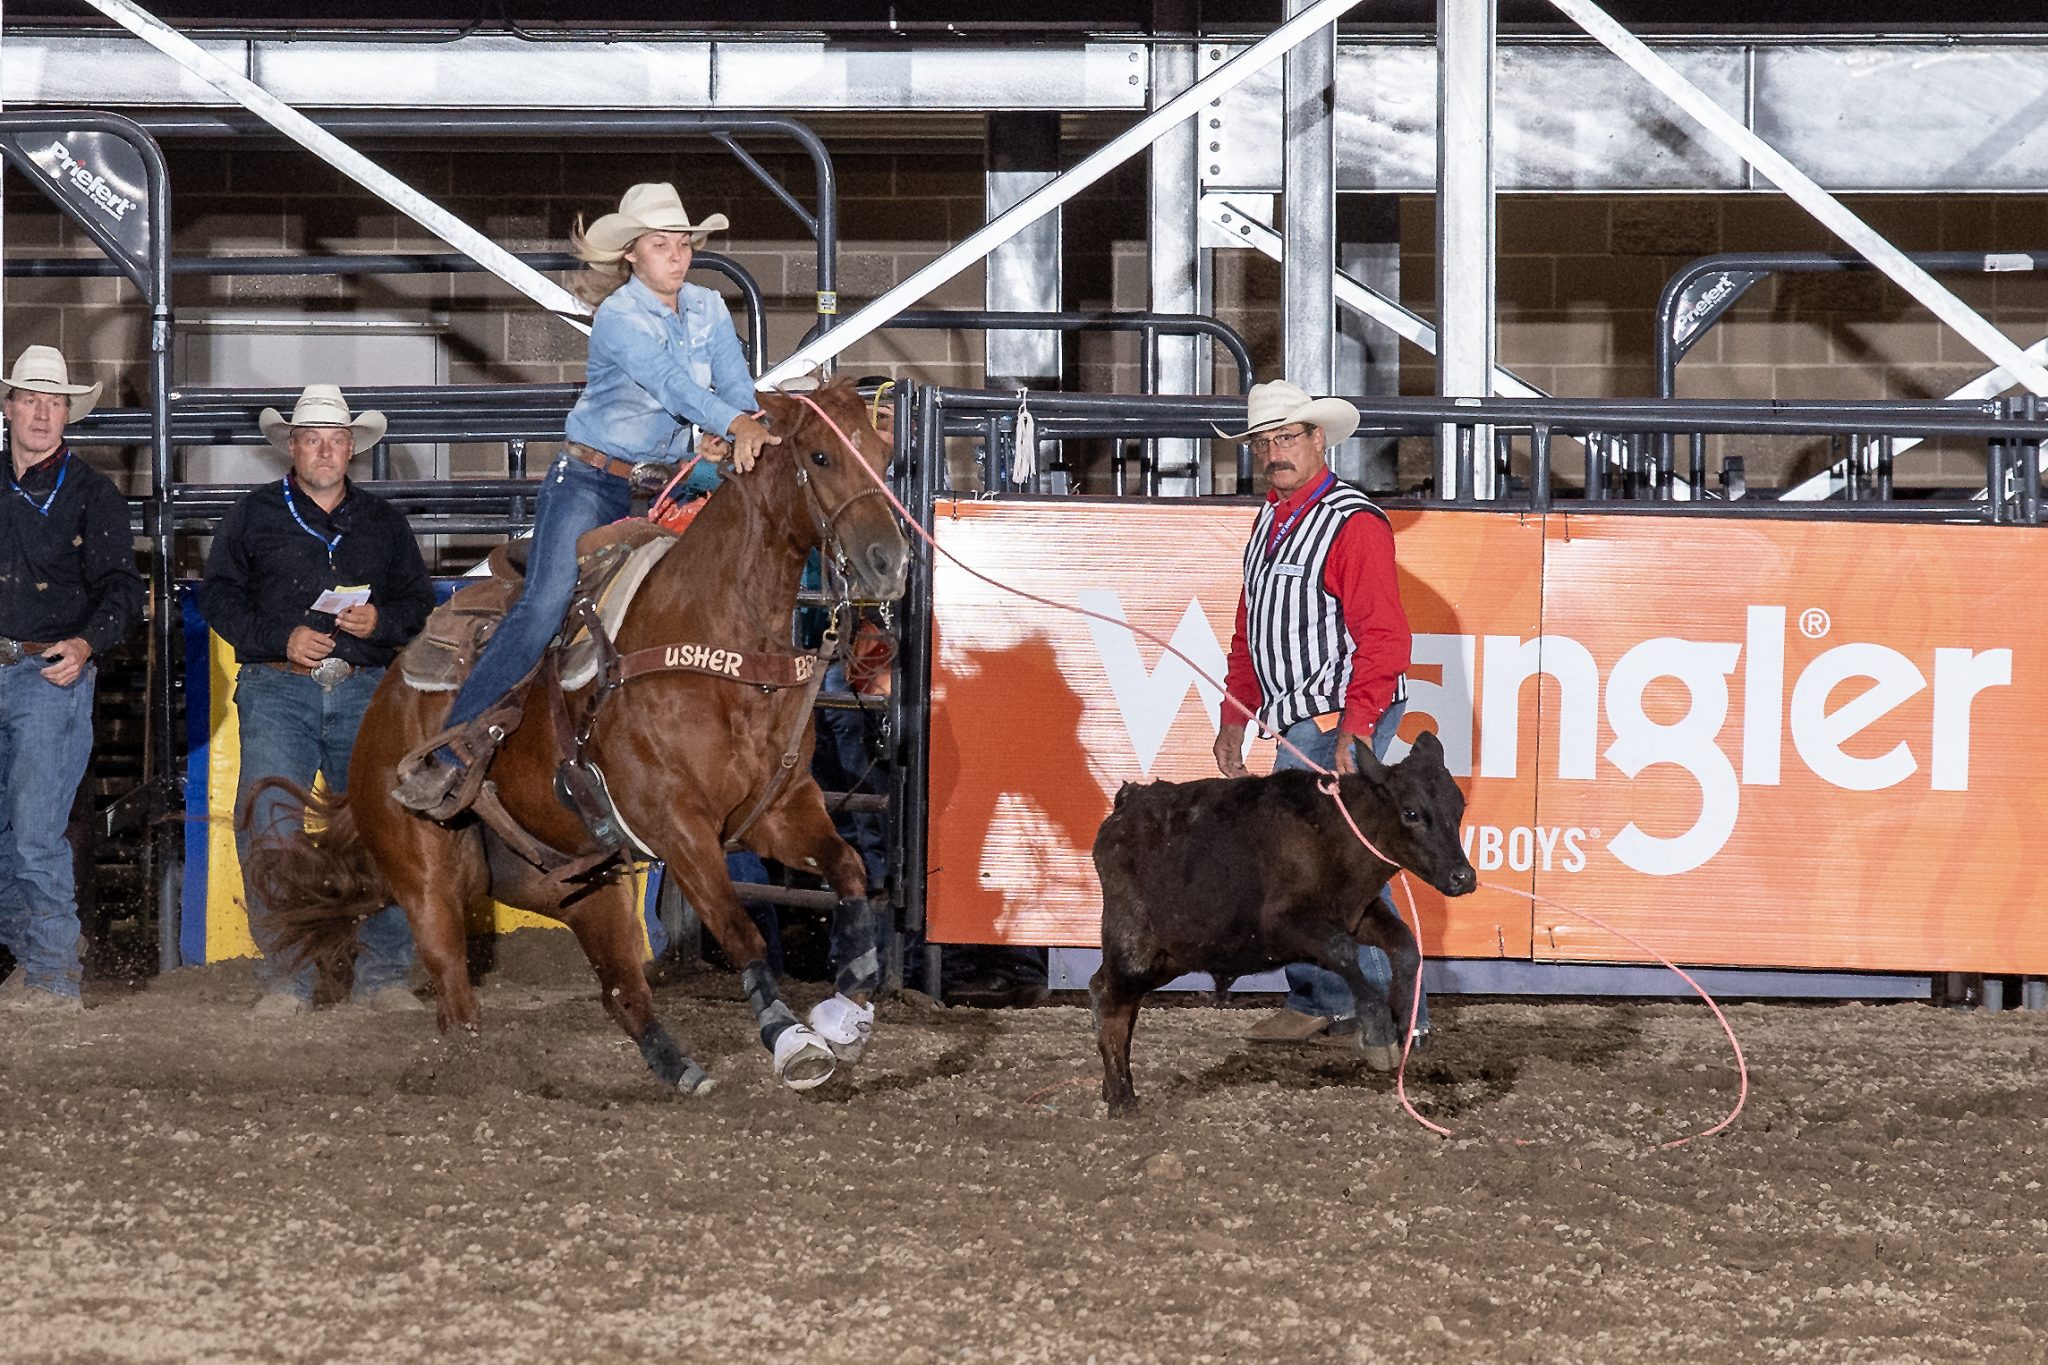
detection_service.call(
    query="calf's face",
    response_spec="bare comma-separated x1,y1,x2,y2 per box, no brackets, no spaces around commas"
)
1349,730,1477,897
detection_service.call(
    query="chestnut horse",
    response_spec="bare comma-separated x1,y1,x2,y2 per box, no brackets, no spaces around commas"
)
244,378,909,1095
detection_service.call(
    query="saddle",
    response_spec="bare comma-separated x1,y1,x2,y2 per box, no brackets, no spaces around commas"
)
399,521,676,694
396,517,841,891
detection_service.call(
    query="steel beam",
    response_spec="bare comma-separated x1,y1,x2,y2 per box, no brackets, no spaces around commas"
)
82,0,592,334
1550,0,2048,399
1201,39,2048,194
1436,0,1498,501
1203,195,1658,499
1148,38,1204,494
1,33,1151,112
762,0,1368,386
1336,196,1402,489
1282,0,1337,399
984,114,1063,393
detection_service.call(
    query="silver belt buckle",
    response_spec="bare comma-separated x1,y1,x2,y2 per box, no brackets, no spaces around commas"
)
0,638,20,666
310,657,353,690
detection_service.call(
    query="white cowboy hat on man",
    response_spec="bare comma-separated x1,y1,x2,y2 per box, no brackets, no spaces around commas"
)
259,384,388,455
581,183,731,258
1212,379,1360,445
0,344,102,422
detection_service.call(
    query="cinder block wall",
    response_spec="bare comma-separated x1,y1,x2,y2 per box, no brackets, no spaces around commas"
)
7,136,2044,496
1204,193,2048,491
1407,194,2048,490
3,138,998,490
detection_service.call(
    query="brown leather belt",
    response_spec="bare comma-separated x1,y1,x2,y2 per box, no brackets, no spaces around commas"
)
567,442,641,481
0,638,54,666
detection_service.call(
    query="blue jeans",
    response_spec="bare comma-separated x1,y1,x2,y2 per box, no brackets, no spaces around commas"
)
811,663,890,891
235,663,414,1001
444,453,633,732
0,658,97,999
1272,703,1429,1033
725,851,784,979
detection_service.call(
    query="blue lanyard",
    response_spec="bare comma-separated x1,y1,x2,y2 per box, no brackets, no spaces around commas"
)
9,452,70,517
1264,471,1336,561
281,475,343,567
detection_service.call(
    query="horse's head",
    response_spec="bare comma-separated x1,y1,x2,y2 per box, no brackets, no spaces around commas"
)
757,378,910,602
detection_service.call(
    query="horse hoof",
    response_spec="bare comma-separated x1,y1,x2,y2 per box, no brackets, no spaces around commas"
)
806,994,874,1065
772,1025,837,1091
1362,1042,1401,1072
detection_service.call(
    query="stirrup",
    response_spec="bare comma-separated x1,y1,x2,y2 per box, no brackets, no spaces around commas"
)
391,755,475,818
393,722,499,819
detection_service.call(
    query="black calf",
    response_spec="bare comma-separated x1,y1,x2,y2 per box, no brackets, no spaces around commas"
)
1090,731,1476,1115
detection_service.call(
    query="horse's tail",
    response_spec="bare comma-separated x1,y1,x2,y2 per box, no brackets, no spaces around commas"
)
238,776,390,981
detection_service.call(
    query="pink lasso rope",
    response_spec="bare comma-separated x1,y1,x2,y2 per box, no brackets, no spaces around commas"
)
788,389,1748,1147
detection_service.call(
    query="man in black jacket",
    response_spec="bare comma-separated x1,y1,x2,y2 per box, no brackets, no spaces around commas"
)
0,345,143,1012
199,385,435,1016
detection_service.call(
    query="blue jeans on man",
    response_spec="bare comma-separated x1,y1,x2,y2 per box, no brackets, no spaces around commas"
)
235,663,414,1002
443,453,633,733
1271,702,1430,1036
812,663,890,892
0,658,97,1001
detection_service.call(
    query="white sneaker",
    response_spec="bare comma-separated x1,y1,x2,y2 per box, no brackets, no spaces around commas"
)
807,994,875,1064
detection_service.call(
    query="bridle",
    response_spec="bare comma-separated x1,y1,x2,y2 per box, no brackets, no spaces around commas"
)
778,405,893,585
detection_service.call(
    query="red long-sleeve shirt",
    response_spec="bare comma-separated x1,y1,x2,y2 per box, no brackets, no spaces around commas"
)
1224,480,1412,737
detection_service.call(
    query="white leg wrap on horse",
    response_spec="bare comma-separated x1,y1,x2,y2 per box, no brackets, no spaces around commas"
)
771,1024,837,1091
807,993,875,1064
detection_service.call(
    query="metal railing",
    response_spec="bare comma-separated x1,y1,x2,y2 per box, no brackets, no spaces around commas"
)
1656,249,2048,400
8,251,770,372
913,387,2048,517
130,109,844,340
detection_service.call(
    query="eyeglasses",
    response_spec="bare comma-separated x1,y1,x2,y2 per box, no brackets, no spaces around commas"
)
1247,426,1313,456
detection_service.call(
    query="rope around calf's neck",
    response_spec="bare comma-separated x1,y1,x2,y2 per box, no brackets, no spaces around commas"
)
786,390,1748,1148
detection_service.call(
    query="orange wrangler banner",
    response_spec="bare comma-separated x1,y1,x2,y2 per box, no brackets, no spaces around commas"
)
927,500,2048,974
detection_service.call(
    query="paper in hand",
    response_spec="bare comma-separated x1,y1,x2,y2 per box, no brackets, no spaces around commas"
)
310,585,372,614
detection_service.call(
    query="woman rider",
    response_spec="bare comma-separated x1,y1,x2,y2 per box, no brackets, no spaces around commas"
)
392,183,778,816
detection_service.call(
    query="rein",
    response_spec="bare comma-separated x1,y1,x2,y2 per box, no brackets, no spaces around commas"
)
785,387,1750,1150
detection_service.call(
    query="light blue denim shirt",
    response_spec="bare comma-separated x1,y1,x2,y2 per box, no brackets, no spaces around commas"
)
565,274,758,483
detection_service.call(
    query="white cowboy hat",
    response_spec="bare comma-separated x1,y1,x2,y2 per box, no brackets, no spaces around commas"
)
259,384,388,455
582,183,730,256
1212,379,1360,445
0,344,102,422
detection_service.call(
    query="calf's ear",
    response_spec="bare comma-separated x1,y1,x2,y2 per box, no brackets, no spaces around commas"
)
1350,737,1389,782
1408,730,1444,764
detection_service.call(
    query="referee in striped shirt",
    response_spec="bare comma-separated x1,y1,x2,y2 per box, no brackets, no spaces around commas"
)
1212,380,1426,1051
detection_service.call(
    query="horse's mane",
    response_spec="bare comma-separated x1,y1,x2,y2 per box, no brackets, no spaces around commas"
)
678,375,875,535
759,375,866,437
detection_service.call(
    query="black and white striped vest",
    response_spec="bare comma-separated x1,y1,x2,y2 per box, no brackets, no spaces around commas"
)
1240,475,1405,733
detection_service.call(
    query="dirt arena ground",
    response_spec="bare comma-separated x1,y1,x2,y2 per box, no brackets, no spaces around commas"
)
3,938,2043,1364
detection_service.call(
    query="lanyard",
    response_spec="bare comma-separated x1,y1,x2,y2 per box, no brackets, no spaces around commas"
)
1264,471,1336,561
9,452,70,517
281,475,343,567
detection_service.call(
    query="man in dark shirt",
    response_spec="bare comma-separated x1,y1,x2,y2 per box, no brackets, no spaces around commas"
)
0,345,143,1012
199,385,435,1016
